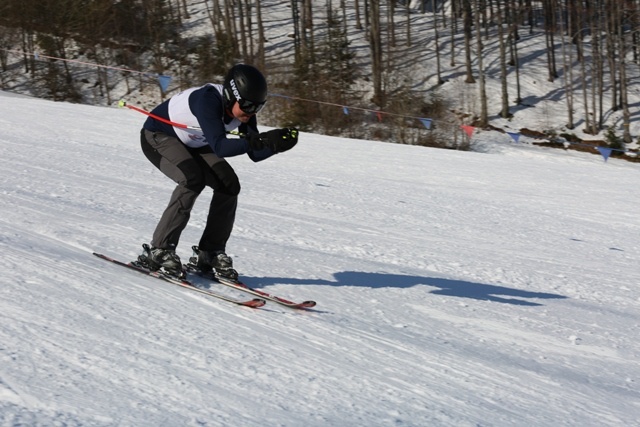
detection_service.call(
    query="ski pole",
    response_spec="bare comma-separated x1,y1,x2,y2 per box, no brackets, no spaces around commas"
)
118,100,200,130
118,100,245,137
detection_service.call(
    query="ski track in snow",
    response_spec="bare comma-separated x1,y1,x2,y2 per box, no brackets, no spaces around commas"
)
1,94,640,426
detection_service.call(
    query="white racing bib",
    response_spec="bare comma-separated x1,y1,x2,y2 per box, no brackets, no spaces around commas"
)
168,84,242,147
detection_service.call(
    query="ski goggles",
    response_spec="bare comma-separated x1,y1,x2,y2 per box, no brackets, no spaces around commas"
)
237,98,266,115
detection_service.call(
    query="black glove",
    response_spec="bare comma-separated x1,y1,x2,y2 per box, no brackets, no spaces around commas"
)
260,128,299,153
246,132,265,151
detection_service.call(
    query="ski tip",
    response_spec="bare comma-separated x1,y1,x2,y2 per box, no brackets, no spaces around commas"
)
93,252,114,262
282,300,317,309
244,298,267,308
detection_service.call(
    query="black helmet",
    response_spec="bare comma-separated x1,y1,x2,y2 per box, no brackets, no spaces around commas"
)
223,64,268,114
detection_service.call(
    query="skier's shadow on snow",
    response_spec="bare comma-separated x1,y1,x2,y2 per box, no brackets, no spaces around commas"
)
248,272,567,307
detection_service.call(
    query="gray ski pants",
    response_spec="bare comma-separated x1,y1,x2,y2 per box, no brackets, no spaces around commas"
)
140,129,239,252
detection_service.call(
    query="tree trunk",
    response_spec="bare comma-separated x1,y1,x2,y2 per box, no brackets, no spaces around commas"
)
256,0,265,69
387,0,396,48
509,0,523,104
463,0,475,83
369,0,383,106
575,0,591,134
605,0,619,111
616,0,631,143
450,0,457,67
301,0,314,62
497,5,509,118
474,0,488,126
559,0,574,129
291,0,301,62
406,0,411,47
588,0,602,132
355,0,362,30
432,0,444,84
543,0,558,81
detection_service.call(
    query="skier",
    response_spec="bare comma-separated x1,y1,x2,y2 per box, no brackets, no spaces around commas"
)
138,64,298,278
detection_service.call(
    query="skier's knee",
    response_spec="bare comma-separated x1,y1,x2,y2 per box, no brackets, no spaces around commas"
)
178,160,206,193
211,162,241,196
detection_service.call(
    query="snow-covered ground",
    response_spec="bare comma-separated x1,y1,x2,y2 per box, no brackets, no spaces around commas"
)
1,92,639,426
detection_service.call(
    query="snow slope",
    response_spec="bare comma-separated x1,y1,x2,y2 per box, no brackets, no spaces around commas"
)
1,92,639,426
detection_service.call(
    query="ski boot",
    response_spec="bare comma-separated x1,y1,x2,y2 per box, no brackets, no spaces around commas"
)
137,243,185,279
189,246,239,281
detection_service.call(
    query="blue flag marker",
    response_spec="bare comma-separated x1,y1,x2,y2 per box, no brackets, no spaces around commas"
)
597,147,612,162
507,132,520,143
158,75,172,92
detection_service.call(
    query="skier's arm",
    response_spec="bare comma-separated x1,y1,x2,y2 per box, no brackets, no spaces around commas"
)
192,88,275,161
191,89,248,158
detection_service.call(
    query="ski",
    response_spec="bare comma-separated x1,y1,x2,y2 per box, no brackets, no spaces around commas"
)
186,266,316,310
93,252,266,308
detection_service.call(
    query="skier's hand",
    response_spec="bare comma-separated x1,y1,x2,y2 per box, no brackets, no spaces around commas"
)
246,132,265,151
260,128,299,153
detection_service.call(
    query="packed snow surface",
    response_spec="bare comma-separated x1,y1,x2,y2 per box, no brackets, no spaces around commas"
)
1,92,639,426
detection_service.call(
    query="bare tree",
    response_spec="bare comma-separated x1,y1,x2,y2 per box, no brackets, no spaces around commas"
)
588,0,603,132
406,0,411,47
291,0,301,62
496,4,510,118
462,0,475,83
574,0,592,134
432,0,444,85
605,0,619,112
542,0,558,81
245,0,255,62
369,0,383,106
256,0,266,69
301,0,314,63
236,1,248,60
217,0,239,61
387,0,396,49
615,0,632,143
205,0,222,34
450,0,459,67
474,0,488,126
559,0,575,129
508,0,523,104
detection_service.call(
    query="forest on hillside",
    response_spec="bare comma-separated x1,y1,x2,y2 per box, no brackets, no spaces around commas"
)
1,0,639,149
